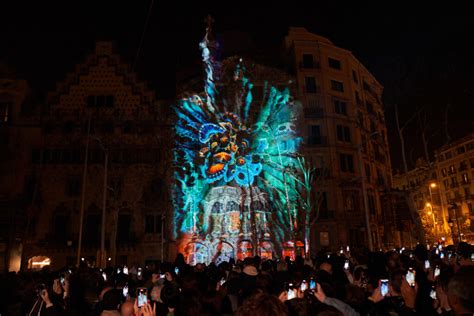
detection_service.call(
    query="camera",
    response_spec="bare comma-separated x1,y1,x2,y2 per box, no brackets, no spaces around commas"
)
406,268,416,287
309,279,317,291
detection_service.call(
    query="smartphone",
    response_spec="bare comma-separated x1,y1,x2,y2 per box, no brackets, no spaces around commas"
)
287,288,296,300
344,260,350,271
424,260,430,269
175,267,179,275
102,272,107,281
219,278,226,286
346,246,350,252
309,279,316,291
123,285,128,298
339,249,344,254
438,244,443,250
160,273,165,279
406,268,415,287
448,252,452,260
435,249,439,255
434,266,440,278
471,253,474,261
440,252,445,259
380,279,389,296
117,268,121,274
123,266,129,275
430,287,437,300
138,267,142,277
300,280,308,292
60,276,65,285
137,288,148,307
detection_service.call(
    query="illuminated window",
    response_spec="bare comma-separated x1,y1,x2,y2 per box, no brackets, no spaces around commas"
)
442,168,447,177
0,102,11,123
331,80,344,92
328,58,341,70
462,173,469,184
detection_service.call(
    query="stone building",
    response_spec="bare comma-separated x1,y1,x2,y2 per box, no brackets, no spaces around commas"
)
285,27,396,251
2,41,173,270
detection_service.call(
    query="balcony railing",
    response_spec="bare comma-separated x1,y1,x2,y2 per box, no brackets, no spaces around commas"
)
306,136,328,147
304,107,324,118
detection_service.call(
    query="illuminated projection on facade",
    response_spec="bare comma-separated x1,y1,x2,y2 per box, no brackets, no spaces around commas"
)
173,26,303,264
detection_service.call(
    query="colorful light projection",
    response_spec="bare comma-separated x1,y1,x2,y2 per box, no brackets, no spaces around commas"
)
173,25,303,264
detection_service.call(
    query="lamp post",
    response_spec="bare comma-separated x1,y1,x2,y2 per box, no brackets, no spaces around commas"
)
93,137,108,268
429,182,449,236
448,219,455,244
425,203,436,238
449,202,462,244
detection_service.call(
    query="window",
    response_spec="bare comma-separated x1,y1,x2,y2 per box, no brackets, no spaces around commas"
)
117,213,132,243
368,193,376,215
442,168,447,177
449,165,456,174
464,187,471,197
443,179,449,189
438,155,445,162
365,163,371,181
305,77,317,93
328,57,341,69
467,142,474,151
462,173,469,184
457,146,466,154
307,125,322,145
451,177,458,187
340,154,354,173
331,80,344,92
66,177,81,197
0,102,11,124
319,231,330,246
352,70,358,83
302,54,314,68
145,214,163,234
355,91,361,105
87,95,114,108
84,214,100,244
460,161,468,170
336,125,351,142
53,212,69,240
334,100,347,115
445,152,452,159
366,101,374,113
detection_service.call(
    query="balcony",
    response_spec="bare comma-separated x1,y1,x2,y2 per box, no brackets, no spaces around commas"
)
304,107,324,118
299,61,320,70
306,136,328,147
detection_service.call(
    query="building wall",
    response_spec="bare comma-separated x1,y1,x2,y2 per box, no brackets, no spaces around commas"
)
15,41,173,270
286,27,394,251
393,134,474,244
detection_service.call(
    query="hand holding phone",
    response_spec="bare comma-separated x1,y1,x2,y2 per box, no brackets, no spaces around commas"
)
430,286,437,300
309,279,317,291
406,268,416,287
123,285,128,298
287,288,296,300
137,288,148,307
424,260,430,269
300,280,308,292
434,266,440,278
380,279,389,296
344,260,350,271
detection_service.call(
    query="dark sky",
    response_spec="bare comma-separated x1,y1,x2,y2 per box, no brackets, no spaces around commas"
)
1,2,473,170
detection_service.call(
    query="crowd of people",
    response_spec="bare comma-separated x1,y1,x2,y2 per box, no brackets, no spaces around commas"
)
1,242,473,316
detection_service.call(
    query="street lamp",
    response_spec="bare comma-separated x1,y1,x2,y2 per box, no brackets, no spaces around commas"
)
93,137,108,269
425,202,436,232
428,182,449,236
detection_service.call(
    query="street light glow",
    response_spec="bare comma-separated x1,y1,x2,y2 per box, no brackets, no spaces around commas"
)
430,183,437,188
426,202,432,207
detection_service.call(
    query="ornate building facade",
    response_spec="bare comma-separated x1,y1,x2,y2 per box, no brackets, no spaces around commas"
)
2,41,173,270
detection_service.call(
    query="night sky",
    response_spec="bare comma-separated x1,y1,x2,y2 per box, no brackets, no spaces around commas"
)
1,2,473,171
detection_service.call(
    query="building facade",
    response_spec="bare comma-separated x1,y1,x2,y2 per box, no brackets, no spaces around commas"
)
285,28,397,251
393,134,474,244
1,41,173,271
